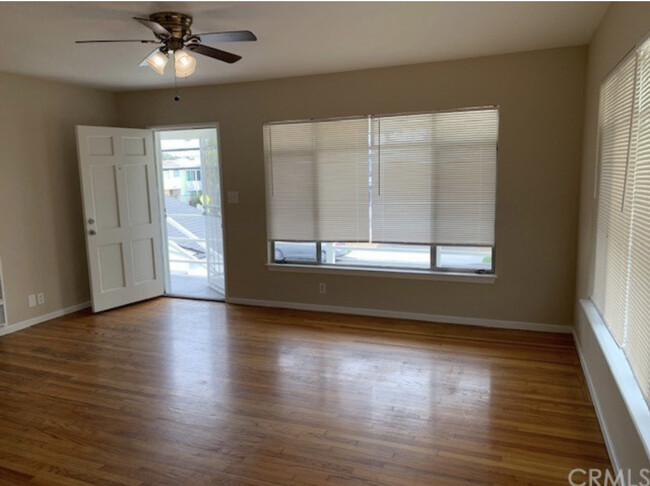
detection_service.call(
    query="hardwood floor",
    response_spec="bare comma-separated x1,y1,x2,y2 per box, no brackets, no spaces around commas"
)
0,298,609,485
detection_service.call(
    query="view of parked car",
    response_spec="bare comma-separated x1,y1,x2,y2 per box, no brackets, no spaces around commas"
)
274,242,348,263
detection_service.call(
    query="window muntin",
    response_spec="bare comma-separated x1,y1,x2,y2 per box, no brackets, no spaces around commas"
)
265,107,498,274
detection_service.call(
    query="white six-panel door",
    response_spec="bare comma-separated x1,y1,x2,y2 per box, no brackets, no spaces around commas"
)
76,126,164,312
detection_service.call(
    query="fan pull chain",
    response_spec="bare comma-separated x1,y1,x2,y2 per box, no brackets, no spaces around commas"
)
173,68,180,102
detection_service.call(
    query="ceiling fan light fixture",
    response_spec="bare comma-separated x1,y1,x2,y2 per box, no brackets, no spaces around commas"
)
174,49,196,78
145,49,169,75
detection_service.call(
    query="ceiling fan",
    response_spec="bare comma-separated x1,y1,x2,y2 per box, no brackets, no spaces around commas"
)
76,11,257,78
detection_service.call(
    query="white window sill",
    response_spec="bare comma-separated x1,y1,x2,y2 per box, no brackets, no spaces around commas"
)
266,263,496,284
579,299,650,461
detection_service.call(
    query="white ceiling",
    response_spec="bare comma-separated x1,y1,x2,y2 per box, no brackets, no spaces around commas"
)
0,1,609,91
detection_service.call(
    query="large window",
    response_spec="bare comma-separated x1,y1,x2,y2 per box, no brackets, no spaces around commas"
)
592,42,650,407
264,107,498,274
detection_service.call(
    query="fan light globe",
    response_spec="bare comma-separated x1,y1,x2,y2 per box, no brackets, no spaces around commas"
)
146,49,169,75
174,49,196,78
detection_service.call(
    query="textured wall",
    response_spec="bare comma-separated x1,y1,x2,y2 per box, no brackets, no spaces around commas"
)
0,72,117,324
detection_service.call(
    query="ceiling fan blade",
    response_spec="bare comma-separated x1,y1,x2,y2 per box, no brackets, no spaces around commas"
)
76,39,159,44
193,30,257,43
133,17,171,38
186,43,242,64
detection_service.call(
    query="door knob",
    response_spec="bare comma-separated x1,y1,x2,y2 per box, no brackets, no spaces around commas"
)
89,230,97,235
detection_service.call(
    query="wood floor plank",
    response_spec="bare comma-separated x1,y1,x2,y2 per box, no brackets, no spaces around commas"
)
0,298,610,485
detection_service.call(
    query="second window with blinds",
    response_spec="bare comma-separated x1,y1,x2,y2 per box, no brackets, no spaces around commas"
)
263,107,499,274
591,39,650,407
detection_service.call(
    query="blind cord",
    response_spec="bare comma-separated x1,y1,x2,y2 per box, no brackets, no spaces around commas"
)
377,118,381,197
621,52,639,213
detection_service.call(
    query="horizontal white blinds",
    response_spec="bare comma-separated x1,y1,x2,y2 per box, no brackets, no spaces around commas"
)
592,52,637,346
264,118,370,241
593,41,650,406
264,108,498,245
371,109,498,245
626,47,650,403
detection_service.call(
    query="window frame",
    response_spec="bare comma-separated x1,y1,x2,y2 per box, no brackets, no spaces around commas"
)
269,240,495,275
264,106,499,280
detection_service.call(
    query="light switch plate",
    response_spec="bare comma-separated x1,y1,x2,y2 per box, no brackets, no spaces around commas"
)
227,191,239,204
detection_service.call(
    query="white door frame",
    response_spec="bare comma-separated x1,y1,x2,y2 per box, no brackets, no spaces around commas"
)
151,123,228,300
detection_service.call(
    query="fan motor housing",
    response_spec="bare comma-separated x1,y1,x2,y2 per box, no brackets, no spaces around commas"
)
149,12,193,40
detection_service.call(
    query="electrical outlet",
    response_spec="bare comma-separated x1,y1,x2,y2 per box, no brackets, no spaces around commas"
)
319,282,326,294
37,293,45,305
28,294,36,308
227,191,239,204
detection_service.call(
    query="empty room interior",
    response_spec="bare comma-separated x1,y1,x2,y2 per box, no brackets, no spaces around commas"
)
1,1,650,484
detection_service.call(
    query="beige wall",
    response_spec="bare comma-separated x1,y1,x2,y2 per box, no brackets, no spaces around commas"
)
574,2,650,475
0,72,117,325
116,46,587,327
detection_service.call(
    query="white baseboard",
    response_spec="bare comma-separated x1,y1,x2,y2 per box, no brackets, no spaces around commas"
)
573,331,621,473
226,297,572,333
0,301,91,337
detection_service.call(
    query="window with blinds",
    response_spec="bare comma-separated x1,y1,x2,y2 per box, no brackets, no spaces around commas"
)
264,118,370,242
592,41,650,407
264,107,499,274
592,52,636,346
371,110,497,245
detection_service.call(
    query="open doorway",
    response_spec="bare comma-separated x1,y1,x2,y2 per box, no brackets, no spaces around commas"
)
154,127,225,301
